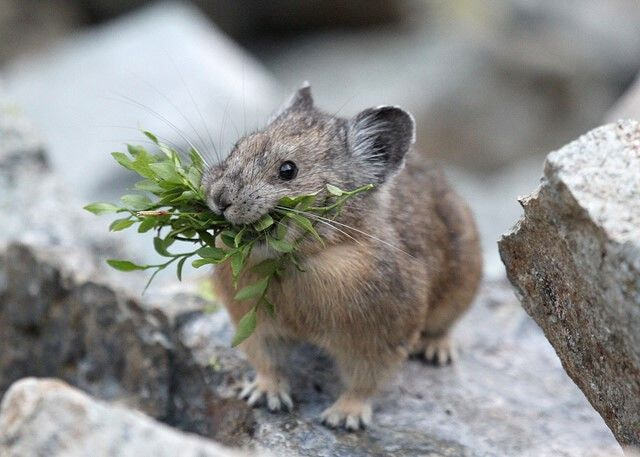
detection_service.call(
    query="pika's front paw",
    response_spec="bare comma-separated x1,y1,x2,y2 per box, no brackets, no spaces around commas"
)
239,375,293,412
320,397,372,431
421,334,457,366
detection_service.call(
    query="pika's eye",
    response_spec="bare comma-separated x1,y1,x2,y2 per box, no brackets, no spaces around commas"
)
278,161,298,180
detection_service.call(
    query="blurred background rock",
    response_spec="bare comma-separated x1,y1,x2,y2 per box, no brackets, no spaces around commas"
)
1,0,640,277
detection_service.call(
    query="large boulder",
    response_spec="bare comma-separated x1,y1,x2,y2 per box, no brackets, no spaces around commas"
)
0,378,249,457
499,120,640,448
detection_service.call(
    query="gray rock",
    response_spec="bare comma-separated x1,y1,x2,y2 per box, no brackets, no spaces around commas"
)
0,378,249,457
0,237,623,456
0,240,255,446
499,120,640,448
174,281,622,457
0,242,174,418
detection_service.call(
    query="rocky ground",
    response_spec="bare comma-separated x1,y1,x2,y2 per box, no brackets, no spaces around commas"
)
0,96,625,456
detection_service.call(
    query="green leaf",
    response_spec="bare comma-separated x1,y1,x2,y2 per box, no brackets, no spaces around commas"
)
109,218,135,231
326,184,344,196
253,214,274,232
137,217,157,233
231,307,257,347
230,251,244,279
295,195,316,211
153,236,173,257
267,236,293,253
187,166,202,190
261,296,276,318
196,246,225,260
197,230,217,247
189,148,204,171
127,144,147,158
135,180,164,194
143,130,159,144
277,192,317,208
121,194,152,210
106,259,147,271
84,202,120,215
251,258,279,277
111,152,136,171
192,258,220,268
221,230,236,248
276,220,287,240
234,228,246,248
171,190,197,203
285,212,322,243
234,276,269,301
176,256,187,281
149,162,182,183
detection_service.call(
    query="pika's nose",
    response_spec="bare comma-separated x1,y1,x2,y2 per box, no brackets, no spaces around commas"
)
213,191,231,213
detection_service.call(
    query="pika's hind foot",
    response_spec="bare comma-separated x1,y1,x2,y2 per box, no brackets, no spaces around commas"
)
320,396,372,431
415,334,457,366
239,374,293,412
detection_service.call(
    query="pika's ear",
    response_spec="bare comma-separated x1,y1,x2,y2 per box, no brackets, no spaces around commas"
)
269,82,314,122
348,106,415,182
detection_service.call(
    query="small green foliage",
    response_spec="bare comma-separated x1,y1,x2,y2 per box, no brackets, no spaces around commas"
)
85,131,373,347
83,202,120,215
231,306,258,347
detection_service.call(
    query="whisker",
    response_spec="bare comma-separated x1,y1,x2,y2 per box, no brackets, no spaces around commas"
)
95,125,189,154
163,51,222,165
123,69,209,158
276,206,419,262
104,92,203,163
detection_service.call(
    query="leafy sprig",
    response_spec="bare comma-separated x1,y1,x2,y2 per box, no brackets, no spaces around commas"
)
85,132,373,346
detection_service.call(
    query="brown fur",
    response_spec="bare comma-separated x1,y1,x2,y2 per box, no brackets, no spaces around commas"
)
203,85,482,430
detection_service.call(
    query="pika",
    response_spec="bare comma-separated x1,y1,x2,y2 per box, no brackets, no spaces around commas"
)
202,83,482,430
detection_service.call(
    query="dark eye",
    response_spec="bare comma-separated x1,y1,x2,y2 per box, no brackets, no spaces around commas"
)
278,161,298,180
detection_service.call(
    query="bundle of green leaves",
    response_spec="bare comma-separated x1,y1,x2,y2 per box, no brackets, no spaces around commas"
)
84,132,373,346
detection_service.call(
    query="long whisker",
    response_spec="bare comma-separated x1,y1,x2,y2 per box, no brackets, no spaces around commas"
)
124,69,209,157
104,92,204,164
95,125,190,154
276,206,419,261
163,51,222,166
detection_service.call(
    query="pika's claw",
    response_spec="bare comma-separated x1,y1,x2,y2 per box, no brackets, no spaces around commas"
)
238,376,293,412
422,335,457,366
320,397,372,431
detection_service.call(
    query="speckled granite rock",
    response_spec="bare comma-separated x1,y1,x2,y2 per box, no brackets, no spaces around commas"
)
499,120,640,448
0,378,249,457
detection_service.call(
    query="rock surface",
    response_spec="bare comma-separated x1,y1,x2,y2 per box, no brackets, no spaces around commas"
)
0,238,623,456
0,378,248,457
499,120,640,447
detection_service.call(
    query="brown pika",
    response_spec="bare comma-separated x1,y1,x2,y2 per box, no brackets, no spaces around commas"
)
201,83,483,431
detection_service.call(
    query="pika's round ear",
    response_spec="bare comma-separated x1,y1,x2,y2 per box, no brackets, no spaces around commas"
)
348,106,415,183
269,82,314,122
